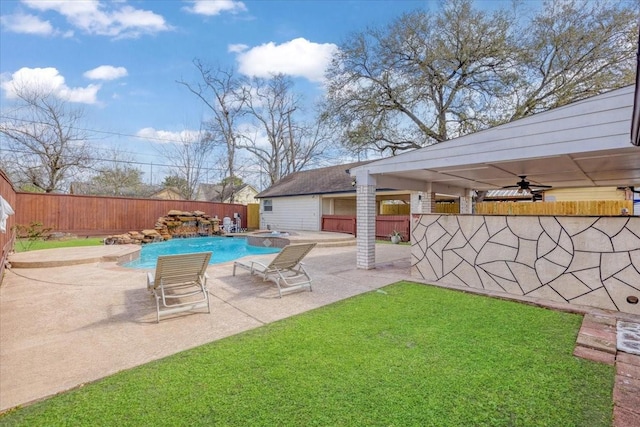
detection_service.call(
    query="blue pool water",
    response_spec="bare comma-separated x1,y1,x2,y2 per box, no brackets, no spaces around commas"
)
124,236,280,269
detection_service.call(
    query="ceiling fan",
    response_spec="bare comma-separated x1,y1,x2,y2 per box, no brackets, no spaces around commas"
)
503,176,552,193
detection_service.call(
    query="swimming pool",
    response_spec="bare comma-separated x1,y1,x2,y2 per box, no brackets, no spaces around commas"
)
124,236,281,269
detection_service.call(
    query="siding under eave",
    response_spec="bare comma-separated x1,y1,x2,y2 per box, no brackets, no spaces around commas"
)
261,195,320,231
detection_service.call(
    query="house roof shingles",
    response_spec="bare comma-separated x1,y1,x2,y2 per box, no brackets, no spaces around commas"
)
256,161,373,198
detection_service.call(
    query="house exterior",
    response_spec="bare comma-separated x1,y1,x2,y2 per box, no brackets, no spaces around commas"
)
482,186,634,203
255,161,372,232
231,184,258,204
149,187,183,200
197,183,258,205
254,161,412,236
481,189,536,202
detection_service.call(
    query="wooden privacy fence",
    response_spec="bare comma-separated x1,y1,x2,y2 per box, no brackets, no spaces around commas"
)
475,200,633,216
14,193,248,236
322,215,356,235
321,215,411,240
246,203,260,230
380,204,410,215
0,170,17,285
436,202,460,214
375,215,411,240
381,203,459,214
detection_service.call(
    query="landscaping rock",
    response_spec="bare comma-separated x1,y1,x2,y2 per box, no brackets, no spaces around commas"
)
103,210,221,245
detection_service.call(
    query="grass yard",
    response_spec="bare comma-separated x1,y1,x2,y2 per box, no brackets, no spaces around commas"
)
13,237,104,253
0,282,614,426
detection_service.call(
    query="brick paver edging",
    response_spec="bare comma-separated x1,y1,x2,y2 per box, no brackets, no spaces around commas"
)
573,314,640,427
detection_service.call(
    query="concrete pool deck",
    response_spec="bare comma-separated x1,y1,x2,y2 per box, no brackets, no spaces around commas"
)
0,240,409,411
2,235,639,425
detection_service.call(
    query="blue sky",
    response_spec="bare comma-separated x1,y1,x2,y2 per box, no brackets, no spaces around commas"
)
0,0,507,185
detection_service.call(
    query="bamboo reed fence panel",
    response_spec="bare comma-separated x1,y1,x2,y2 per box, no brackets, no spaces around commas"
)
475,200,633,216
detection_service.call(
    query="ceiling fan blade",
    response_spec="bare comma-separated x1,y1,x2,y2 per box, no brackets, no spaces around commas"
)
530,184,552,189
502,174,552,190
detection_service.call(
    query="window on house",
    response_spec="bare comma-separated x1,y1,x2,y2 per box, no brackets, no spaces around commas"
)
263,199,273,212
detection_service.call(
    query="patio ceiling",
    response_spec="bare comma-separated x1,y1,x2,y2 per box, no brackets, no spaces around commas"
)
353,85,640,193
370,146,640,192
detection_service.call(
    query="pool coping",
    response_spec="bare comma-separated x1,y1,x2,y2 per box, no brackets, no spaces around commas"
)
8,245,141,269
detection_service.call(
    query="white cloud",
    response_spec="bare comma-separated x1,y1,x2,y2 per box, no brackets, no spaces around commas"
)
84,65,128,81
235,38,338,82
1,67,100,104
227,43,248,53
183,0,247,16
23,0,100,15
0,12,54,35
18,0,171,38
136,127,201,144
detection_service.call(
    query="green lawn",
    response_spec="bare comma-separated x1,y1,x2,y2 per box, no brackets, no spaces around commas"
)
13,237,104,253
0,282,613,426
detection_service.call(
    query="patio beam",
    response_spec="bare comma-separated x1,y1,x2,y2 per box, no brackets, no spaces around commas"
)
373,174,428,191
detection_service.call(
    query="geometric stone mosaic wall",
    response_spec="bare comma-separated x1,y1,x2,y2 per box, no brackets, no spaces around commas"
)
411,214,640,315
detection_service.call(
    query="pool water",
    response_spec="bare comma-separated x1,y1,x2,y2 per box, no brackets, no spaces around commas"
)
124,236,280,269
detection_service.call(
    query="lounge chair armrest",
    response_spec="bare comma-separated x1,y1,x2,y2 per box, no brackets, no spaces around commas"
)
249,261,268,273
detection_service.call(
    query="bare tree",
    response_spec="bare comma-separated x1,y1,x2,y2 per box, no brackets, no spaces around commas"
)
178,61,245,201
324,0,515,154
181,64,333,188
239,74,330,185
89,147,146,196
505,0,637,121
323,0,637,155
0,84,94,192
156,127,214,200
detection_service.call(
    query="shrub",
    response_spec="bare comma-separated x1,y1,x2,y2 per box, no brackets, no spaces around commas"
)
13,222,52,252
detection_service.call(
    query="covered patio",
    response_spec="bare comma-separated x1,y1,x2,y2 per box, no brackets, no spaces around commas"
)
351,85,640,315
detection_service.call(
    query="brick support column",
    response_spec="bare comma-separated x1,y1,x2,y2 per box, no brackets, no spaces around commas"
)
356,181,376,270
410,191,436,214
459,190,474,214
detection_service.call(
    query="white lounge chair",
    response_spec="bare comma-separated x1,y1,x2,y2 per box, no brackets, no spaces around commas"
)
232,242,317,297
222,216,237,233
146,252,212,322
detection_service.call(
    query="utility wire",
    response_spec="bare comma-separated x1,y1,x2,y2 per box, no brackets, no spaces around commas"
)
0,115,266,173
0,114,199,144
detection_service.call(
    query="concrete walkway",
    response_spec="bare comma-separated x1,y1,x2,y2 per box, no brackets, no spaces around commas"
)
0,243,410,411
